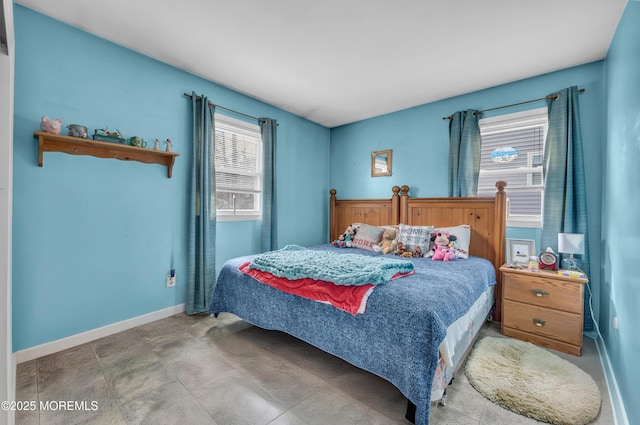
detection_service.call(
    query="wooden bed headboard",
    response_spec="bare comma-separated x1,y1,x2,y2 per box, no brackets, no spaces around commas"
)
329,186,402,242
329,181,507,321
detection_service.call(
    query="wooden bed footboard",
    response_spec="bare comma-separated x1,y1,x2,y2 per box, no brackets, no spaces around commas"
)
329,181,507,321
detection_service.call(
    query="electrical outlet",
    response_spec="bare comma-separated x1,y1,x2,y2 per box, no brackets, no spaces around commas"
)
166,269,176,287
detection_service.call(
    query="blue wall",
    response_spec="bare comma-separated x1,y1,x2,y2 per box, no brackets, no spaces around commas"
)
12,5,330,351
603,2,640,423
330,62,605,323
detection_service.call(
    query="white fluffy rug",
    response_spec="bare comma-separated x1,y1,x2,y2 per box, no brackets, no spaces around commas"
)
465,337,601,425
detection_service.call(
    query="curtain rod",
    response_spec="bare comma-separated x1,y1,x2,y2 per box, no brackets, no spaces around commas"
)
183,92,261,122
442,88,585,120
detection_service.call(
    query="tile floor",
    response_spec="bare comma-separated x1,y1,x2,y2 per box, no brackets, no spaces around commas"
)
15,314,614,425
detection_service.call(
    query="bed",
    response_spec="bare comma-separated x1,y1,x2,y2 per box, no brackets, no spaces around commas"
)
209,182,507,425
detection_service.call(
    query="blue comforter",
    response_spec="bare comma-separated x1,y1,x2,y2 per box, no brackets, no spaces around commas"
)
209,245,496,425
248,244,414,285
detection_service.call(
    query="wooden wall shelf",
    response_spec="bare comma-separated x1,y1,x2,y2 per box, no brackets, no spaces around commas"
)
33,131,180,178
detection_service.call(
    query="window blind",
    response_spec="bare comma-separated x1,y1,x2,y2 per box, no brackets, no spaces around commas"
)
214,115,262,216
478,108,548,219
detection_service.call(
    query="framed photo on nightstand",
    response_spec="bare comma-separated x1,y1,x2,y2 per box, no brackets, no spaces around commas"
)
506,238,536,266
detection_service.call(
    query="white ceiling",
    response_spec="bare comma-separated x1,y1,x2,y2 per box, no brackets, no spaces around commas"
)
17,0,627,128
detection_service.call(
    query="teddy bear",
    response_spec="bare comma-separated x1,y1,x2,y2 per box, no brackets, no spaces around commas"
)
426,231,457,261
395,241,414,258
40,116,63,135
377,228,397,254
332,225,357,248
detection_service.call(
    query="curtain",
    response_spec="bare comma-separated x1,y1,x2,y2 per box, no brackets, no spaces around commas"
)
448,110,482,197
260,118,278,252
540,86,592,331
186,92,216,314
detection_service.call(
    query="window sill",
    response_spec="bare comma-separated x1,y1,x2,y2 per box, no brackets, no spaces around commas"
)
217,214,261,222
507,218,542,229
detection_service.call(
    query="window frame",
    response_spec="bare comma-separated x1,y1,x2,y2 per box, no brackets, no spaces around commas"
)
214,113,263,222
478,107,548,229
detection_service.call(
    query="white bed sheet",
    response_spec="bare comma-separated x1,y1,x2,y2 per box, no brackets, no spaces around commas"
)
432,285,494,400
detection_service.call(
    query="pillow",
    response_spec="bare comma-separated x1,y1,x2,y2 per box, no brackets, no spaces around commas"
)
429,225,472,259
351,223,385,251
378,224,400,234
395,224,435,255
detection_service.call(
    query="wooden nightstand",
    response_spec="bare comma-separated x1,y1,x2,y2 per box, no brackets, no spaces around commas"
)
500,265,588,356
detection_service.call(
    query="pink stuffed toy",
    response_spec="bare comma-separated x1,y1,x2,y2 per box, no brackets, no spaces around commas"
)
427,231,457,261
40,116,63,134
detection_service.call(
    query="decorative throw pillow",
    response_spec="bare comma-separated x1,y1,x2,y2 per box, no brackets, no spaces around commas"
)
378,224,400,234
429,225,472,259
396,224,435,256
351,223,385,251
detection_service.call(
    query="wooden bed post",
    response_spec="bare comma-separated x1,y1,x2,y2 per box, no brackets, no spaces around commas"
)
399,185,409,224
391,186,400,224
330,189,337,242
493,180,507,322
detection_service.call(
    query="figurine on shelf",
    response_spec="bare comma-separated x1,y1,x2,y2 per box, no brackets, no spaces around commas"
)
40,116,63,135
165,139,172,152
128,136,146,148
154,139,160,150
67,124,88,138
93,128,126,144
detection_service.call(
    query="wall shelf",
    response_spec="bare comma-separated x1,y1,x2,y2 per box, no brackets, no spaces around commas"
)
34,131,179,178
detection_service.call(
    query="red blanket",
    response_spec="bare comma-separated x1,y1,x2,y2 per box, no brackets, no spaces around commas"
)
239,261,413,315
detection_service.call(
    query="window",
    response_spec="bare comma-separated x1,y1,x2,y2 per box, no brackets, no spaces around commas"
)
478,107,548,228
214,114,262,221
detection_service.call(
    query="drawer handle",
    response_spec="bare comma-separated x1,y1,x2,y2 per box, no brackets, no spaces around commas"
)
531,289,549,297
531,318,547,327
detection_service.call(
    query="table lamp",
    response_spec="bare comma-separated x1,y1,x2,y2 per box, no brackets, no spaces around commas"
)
558,233,585,271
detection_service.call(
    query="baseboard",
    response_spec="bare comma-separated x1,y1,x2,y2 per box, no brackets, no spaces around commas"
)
595,336,630,425
15,304,185,364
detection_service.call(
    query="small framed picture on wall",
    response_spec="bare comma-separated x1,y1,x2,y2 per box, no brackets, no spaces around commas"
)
506,238,536,266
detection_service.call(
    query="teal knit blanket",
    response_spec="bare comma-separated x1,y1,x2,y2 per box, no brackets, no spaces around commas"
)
248,245,414,286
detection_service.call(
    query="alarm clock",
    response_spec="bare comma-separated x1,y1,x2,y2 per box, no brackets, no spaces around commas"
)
539,251,558,270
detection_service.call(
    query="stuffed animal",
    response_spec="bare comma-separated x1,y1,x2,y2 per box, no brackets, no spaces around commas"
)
342,225,356,247
377,228,397,254
332,237,345,248
426,231,457,261
395,241,413,258
332,225,357,248
411,246,423,258
40,116,63,134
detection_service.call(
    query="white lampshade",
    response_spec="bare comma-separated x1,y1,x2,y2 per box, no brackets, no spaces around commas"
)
558,233,585,255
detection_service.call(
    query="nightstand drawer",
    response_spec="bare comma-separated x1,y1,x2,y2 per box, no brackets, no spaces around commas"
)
503,272,582,314
502,300,582,345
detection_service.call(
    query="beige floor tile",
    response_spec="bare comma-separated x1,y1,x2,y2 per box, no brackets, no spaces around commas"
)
268,410,311,425
163,344,235,391
108,360,174,403
190,369,287,425
120,380,216,425
14,313,614,425
290,387,391,425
